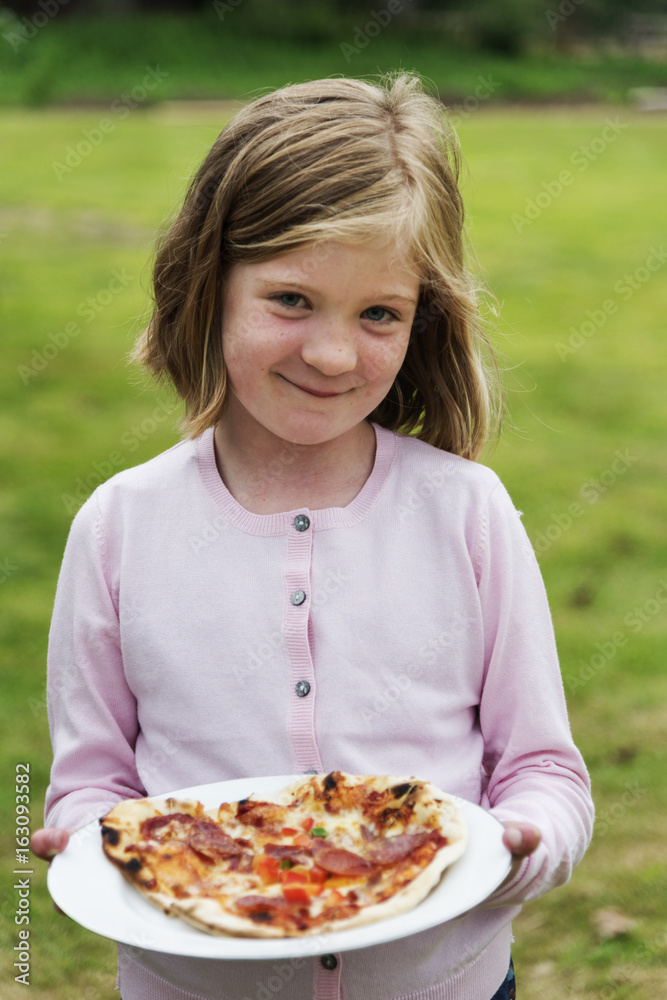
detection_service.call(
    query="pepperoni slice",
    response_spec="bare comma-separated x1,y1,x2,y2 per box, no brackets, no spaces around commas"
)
365,832,431,865
140,813,195,840
187,819,245,860
310,839,379,876
263,843,312,863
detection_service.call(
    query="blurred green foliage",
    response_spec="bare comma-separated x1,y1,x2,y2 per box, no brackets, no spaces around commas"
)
0,4,666,106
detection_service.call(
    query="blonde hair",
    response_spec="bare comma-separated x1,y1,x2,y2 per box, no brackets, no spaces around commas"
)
134,73,500,459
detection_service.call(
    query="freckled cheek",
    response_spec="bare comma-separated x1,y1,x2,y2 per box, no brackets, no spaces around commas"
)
223,328,283,375
363,340,409,384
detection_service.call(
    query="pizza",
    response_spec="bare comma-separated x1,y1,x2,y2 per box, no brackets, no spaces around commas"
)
99,771,467,938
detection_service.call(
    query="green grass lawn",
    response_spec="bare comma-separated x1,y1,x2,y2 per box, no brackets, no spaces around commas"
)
1,99,666,998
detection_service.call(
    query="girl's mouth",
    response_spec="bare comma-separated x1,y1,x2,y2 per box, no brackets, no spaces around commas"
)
279,375,346,398
299,386,343,397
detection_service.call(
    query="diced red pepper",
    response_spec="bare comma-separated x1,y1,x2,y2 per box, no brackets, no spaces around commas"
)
280,869,308,885
282,885,310,905
301,817,315,833
256,854,280,883
309,865,328,885
281,827,298,836
292,833,312,848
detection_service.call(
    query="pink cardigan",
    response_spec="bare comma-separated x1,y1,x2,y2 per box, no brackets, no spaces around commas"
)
45,422,594,1000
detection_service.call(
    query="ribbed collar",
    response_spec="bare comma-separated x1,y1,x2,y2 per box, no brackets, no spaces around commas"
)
194,422,397,536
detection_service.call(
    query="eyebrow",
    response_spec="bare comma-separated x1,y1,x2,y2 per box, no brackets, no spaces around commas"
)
256,278,418,306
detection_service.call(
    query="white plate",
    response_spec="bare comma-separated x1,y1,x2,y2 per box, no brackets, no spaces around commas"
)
47,774,512,960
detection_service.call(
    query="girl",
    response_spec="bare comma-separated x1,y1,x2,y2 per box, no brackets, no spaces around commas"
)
33,74,594,1000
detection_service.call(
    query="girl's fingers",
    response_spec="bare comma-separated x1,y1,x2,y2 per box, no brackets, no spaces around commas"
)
31,829,70,914
502,822,541,857
30,827,69,861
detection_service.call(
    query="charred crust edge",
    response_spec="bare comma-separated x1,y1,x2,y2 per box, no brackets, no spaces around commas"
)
100,825,120,846
323,773,338,793
390,782,415,799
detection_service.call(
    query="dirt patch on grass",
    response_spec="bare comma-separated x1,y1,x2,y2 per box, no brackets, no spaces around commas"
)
0,206,154,246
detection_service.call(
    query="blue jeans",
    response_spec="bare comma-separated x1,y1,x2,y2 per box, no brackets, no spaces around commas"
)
489,957,515,999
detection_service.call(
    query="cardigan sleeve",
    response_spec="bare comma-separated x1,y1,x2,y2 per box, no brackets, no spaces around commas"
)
474,480,594,907
44,491,145,831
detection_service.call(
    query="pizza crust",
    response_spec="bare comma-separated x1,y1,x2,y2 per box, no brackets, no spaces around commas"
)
100,773,467,938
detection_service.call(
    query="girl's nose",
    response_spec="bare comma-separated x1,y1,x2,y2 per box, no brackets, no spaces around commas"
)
300,324,357,375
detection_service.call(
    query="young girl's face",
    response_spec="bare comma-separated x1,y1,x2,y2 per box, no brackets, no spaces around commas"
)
220,240,420,449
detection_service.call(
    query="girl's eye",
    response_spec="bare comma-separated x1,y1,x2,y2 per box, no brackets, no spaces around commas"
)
273,292,306,308
270,295,397,323
363,306,396,323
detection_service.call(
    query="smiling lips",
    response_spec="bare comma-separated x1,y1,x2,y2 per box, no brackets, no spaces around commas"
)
280,375,349,398
300,386,344,397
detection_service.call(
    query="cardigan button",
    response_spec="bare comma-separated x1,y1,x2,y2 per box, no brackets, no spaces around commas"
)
320,954,338,970
290,589,306,606
293,514,310,531
295,680,311,697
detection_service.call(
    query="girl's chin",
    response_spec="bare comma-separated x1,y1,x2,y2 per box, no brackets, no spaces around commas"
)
262,414,369,448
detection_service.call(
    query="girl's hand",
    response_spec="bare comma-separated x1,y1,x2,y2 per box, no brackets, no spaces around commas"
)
502,821,541,858
31,827,69,861
499,821,541,887
31,828,70,914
